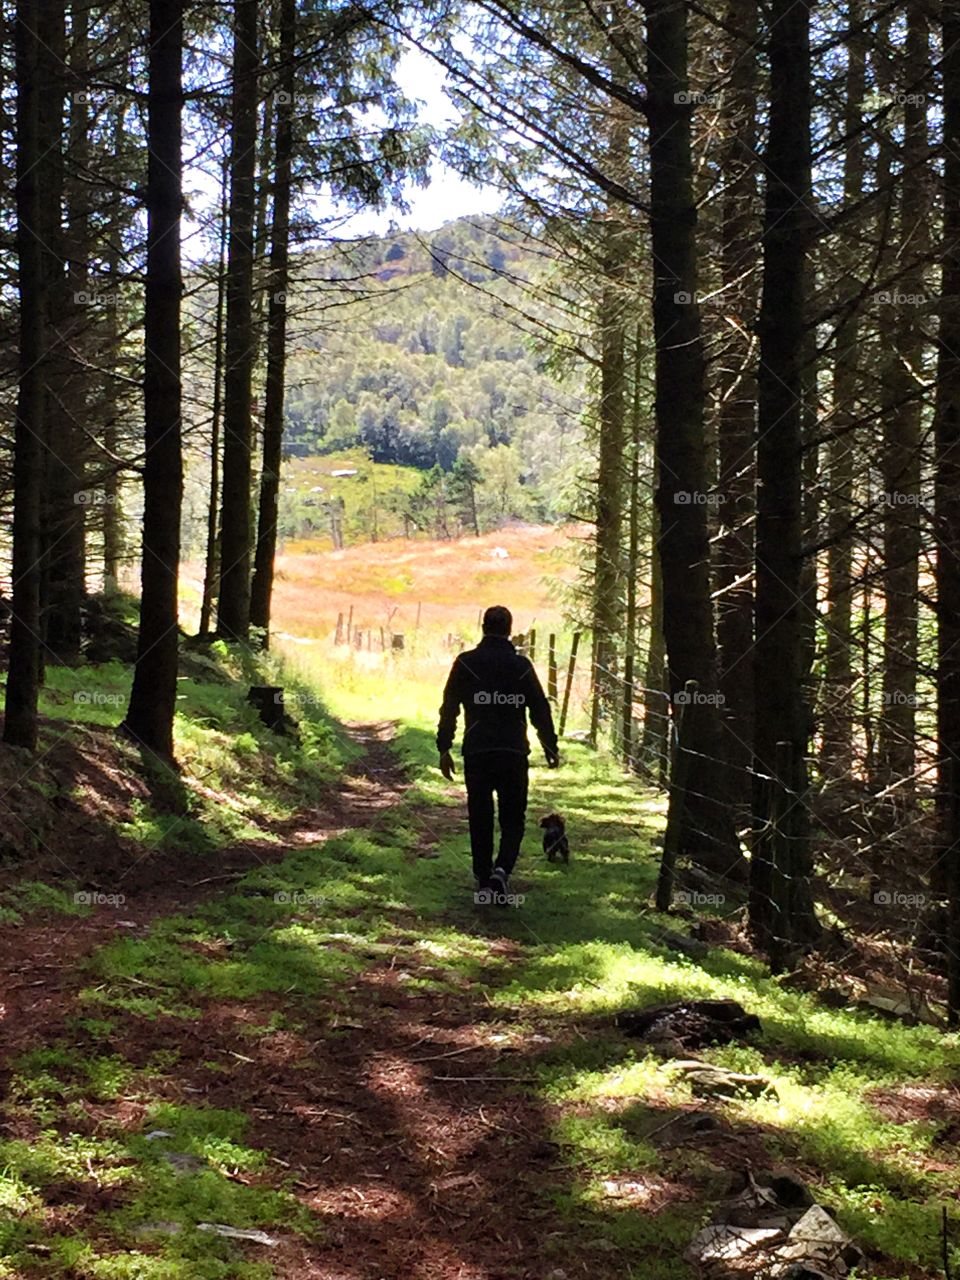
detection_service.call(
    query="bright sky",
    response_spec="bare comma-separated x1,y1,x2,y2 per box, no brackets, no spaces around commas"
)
182,46,502,262
331,46,504,236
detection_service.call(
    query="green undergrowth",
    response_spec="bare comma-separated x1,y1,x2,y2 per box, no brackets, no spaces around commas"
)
0,632,351,873
0,654,958,1276
0,1079,308,1277
308,665,960,1279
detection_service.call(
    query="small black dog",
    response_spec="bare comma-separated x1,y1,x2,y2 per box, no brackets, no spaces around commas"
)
540,813,570,863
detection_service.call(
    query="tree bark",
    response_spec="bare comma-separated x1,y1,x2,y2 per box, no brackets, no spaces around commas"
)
645,0,741,871
199,154,229,637
4,0,47,749
621,324,643,766
641,466,668,781
101,244,123,593
100,101,128,594
45,0,85,660
877,8,927,791
935,0,960,1021
750,0,819,952
590,213,628,742
250,0,296,640
820,1,865,777
714,0,758,811
217,0,259,642
120,0,183,758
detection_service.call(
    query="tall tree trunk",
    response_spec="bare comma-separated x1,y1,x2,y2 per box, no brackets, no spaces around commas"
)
645,0,741,871
750,0,819,954
120,0,183,758
641,469,668,780
714,0,759,810
4,0,47,749
799,248,820,694
46,0,87,659
877,8,927,791
199,154,229,637
820,4,865,776
100,104,127,593
36,0,67,665
935,0,960,1021
101,236,123,593
621,325,643,766
250,0,296,640
216,0,259,642
252,88,275,339
590,213,628,742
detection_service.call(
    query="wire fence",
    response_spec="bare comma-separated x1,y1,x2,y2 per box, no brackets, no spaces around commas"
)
302,609,953,1015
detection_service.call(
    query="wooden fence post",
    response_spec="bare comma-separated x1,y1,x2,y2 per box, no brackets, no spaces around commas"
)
346,604,354,644
621,649,635,767
547,634,558,702
558,632,581,737
335,612,344,645
528,628,536,664
654,679,698,913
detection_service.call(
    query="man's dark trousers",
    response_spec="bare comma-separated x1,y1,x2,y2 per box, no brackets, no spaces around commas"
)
464,750,528,883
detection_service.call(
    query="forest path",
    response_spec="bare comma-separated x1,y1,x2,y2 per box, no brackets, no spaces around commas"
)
236,720,633,1279
0,721,667,1280
0,720,945,1279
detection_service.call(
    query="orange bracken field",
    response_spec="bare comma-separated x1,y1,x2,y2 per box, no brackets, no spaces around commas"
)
266,523,581,644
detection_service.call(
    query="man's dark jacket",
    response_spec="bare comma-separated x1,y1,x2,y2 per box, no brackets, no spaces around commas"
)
436,634,559,759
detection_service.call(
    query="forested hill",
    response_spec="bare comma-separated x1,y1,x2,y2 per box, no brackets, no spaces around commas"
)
281,218,584,495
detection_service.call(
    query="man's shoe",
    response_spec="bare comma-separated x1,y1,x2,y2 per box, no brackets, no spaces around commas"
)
474,875,495,906
489,867,509,905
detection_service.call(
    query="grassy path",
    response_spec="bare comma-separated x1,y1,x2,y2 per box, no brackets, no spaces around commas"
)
0,716,957,1278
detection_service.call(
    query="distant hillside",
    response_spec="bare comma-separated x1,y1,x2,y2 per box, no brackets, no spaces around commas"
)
282,217,585,513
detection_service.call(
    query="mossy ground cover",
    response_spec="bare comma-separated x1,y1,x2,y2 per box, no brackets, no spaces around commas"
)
0,648,956,1277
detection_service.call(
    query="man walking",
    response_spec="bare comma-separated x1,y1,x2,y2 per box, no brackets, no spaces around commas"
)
437,605,559,903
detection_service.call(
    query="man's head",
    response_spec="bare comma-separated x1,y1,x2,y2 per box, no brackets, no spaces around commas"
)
482,605,512,637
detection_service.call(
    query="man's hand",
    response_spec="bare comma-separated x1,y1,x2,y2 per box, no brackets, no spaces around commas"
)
545,748,560,769
439,750,456,780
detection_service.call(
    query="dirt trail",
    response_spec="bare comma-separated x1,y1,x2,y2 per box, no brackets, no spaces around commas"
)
0,723,622,1280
